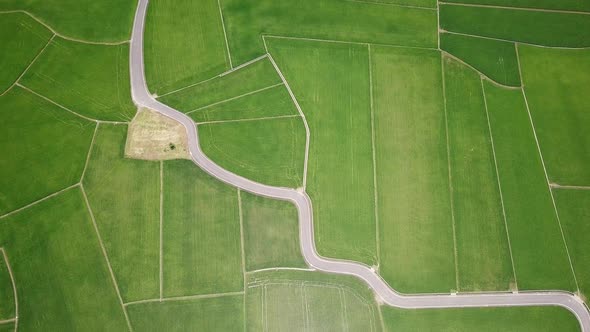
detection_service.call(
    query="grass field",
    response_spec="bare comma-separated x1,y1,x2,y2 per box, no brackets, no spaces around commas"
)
267,38,377,266
440,4,590,47
199,117,305,188
518,46,590,186
246,270,378,331
440,32,520,87
372,46,455,293
240,191,306,271
0,323,14,332
443,57,514,291
223,0,437,64
163,160,243,296
0,0,136,42
0,188,128,330
483,81,576,291
83,124,160,302
442,0,590,12
382,306,580,331
0,251,15,320
127,295,243,331
144,0,230,95
355,0,436,8
0,13,52,93
0,86,94,215
554,189,590,301
20,37,136,121
159,57,281,113
188,84,297,123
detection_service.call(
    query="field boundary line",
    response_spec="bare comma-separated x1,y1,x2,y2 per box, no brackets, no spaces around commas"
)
237,189,247,332
0,248,18,331
338,288,349,332
158,54,269,98
439,2,590,15
80,123,99,183
344,0,436,10
0,34,55,97
123,291,244,307
440,55,460,291
216,0,233,68
516,43,580,292
267,53,310,189
0,10,130,45
263,34,438,51
367,44,381,268
442,51,521,89
480,77,519,290
0,318,16,325
159,161,164,300
262,284,268,332
0,183,79,220
186,82,284,114
442,31,590,50
302,283,310,332
81,185,133,331
246,267,315,274
437,0,441,49
196,114,299,126
377,305,386,332
550,184,590,191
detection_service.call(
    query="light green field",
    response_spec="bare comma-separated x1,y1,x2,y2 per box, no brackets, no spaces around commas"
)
518,46,590,186
554,189,590,301
127,295,244,331
0,0,136,42
83,124,160,302
21,37,136,121
223,0,437,64
159,57,280,113
0,86,94,215
442,0,590,12
483,81,576,291
240,191,306,271
267,39,377,266
372,46,455,293
0,188,128,330
163,160,243,296
443,57,514,291
0,252,15,320
246,270,378,331
189,84,297,123
0,13,52,93
199,117,305,188
441,32,520,87
440,4,590,47
382,306,580,331
144,0,230,95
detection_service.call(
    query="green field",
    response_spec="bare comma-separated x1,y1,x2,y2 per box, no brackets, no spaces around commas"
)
0,86,94,215
356,0,437,8
127,295,244,331
0,0,136,42
442,0,590,12
441,32,520,87
188,84,296,123
0,188,128,330
382,306,580,331
0,12,52,93
159,57,281,113
0,323,14,332
440,4,590,47
240,191,307,271
223,0,437,64
83,124,160,302
0,251,15,320
199,117,306,188
554,189,590,301
372,46,455,293
483,81,576,291
518,46,590,186
444,57,514,291
20,37,136,121
163,160,243,296
268,39,377,266
144,0,230,95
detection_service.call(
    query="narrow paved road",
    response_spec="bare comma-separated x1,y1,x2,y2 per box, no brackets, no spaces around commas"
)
129,1,590,330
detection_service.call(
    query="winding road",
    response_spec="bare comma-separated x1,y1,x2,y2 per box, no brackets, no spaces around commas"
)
129,0,590,330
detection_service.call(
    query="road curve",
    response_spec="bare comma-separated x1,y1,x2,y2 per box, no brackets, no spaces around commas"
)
129,1,590,330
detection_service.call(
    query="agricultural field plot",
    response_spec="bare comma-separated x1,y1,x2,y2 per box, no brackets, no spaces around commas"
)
518,46,590,186
0,12,52,93
0,86,94,215
441,0,590,12
356,0,437,8
20,37,136,121
144,0,230,95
